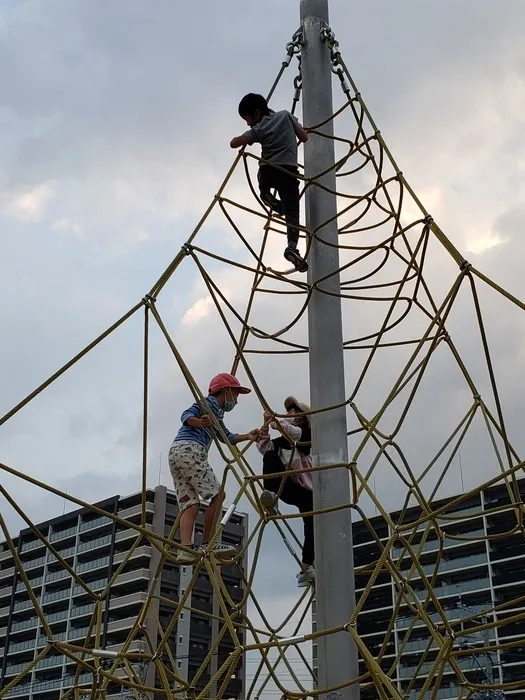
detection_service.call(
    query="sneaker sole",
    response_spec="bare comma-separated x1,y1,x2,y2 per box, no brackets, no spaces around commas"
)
297,578,315,588
260,491,277,510
284,250,308,273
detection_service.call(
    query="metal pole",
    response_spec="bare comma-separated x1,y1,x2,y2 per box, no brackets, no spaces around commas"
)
300,1,360,699
482,616,494,685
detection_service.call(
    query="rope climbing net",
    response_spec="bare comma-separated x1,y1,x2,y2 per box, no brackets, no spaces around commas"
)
1,24,524,700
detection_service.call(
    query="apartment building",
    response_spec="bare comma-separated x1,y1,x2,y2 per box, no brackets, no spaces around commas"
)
313,477,525,699
0,486,247,700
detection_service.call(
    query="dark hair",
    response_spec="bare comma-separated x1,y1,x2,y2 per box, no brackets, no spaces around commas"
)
238,93,270,119
285,400,308,427
297,424,311,456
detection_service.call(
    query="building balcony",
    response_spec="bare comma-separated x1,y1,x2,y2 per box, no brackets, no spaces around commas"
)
6,636,38,655
409,576,490,603
76,555,110,574
42,587,71,605
24,556,46,571
406,684,481,700
398,552,489,583
45,569,70,583
357,625,392,640
0,566,15,580
191,599,213,615
113,545,151,565
114,567,150,587
70,601,96,619
49,525,78,543
79,515,113,533
105,638,146,655
48,545,76,562
392,528,486,558
0,548,13,562
11,616,38,632
399,655,486,679
77,534,112,553
498,631,525,645
115,524,153,544
3,672,93,698
13,598,37,613
397,603,490,630
354,505,484,551
109,590,148,611
20,537,47,553
0,582,12,599
190,620,213,639
5,654,64,677
64,626,90,642
16,577,43,592
72,577,107,597
490,543,525,562
356,578,391,594
107,615,141,634
45,608,69,624
35,655,65,671
118,502,154,521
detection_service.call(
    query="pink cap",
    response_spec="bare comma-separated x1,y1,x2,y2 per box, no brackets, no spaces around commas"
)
208,373,251,396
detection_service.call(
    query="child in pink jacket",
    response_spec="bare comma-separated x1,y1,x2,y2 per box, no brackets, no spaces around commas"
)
257,396,314,587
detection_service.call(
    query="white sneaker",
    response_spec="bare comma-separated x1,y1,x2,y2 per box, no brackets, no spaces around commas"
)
297,565,315,588
260,490,278,513
199,542,237,558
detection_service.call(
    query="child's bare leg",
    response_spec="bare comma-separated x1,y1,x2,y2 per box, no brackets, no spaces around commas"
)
180,503,199,546
202,491,225,544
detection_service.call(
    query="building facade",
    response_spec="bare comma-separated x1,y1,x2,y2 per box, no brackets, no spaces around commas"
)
0,486,247,700
313,477,525,699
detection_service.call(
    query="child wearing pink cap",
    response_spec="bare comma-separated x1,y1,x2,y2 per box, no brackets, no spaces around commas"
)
169,373,258,564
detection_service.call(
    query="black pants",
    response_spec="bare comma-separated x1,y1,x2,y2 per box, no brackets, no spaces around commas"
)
258,165,300,249
263,450,314,566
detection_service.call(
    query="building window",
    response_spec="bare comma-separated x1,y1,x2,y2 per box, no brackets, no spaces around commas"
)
221,576,240,588
222,534,241,547
180,612,184,620
179,635,183,644
177,660,182,669
193,592,211,604
182,566,187,575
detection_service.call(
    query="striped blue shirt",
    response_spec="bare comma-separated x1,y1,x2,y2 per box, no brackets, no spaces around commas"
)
172,396,237,450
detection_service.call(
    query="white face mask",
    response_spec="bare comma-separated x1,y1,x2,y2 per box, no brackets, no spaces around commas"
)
223,390,238,413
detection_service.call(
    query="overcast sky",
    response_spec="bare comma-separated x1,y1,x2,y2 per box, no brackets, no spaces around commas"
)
1,1,525,696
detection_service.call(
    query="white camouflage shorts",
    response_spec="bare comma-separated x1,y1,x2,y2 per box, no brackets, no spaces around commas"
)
168,441,221,511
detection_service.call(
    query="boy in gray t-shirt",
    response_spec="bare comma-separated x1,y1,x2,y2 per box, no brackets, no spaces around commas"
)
230,93,309,273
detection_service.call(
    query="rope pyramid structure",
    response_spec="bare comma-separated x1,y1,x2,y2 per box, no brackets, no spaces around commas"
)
1,20,524,700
